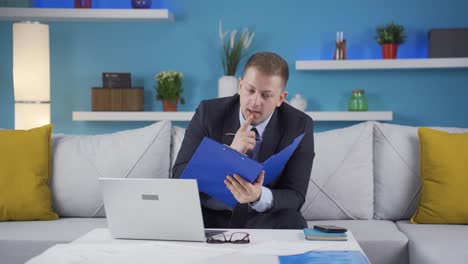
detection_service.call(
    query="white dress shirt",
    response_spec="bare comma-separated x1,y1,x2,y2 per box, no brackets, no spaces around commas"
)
239,109,274,212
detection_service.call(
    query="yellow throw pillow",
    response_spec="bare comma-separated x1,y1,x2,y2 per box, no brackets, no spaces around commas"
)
411,127,468,224
0,124,58,221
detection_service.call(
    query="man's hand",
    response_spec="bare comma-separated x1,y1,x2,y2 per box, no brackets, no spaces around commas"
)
224,170,265,204
230,115,256,154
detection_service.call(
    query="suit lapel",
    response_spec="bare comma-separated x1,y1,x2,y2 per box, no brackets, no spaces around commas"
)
257,109,283,163
222,99,240,146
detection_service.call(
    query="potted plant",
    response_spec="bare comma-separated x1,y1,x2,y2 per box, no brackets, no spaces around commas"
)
154,71,185,112
375,22,406,59
218,20,255,97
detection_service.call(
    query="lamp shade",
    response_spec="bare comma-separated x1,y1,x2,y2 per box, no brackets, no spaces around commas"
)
13,22,50,130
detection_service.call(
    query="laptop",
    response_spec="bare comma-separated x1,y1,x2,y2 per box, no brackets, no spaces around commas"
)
99,178,220,242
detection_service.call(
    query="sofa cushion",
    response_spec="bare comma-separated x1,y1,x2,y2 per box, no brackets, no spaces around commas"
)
307,220,408,264
51,121,171,217
0,218,107,242
0,218,107,264
170,126,185,177
411,128,468,224
301,121,374,220
397,220,468,264
1,240,58,264
373,123,468,221
0,124,58,221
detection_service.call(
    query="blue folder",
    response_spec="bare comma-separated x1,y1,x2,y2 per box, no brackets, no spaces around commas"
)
279,250,371,264
180,133,305,208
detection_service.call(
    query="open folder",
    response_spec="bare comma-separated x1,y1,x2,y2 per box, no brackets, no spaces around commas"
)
180,133,305,208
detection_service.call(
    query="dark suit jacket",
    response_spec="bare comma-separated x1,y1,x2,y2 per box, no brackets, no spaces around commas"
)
172,94,315,214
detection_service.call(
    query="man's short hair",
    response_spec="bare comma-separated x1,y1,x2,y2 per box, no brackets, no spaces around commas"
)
243,52,289,87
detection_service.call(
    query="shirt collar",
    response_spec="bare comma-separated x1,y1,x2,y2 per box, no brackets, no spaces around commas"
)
239,108,274,139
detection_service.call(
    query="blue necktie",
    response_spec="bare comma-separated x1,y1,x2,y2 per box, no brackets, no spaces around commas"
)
249,127,261,160
231,127,261,228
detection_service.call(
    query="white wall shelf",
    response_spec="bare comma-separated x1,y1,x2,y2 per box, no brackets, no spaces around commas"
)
72,111,393,122
308,111,393,121
296,58,468,71
0,7,174,22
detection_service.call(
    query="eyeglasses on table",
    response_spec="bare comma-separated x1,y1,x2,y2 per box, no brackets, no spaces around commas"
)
206,232,250,244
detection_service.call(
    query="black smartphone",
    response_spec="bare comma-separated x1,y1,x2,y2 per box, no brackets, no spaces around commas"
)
313,225,347,233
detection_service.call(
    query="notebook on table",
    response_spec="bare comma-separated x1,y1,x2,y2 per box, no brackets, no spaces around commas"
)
303,228,348,241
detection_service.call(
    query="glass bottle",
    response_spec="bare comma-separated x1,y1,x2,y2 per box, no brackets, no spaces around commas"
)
348,89,368,111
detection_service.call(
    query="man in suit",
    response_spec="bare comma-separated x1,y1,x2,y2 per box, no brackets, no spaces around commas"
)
173,52,315,229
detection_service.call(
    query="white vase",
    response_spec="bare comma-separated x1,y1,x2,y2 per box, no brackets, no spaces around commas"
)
218,76,238,98
288,93,307,111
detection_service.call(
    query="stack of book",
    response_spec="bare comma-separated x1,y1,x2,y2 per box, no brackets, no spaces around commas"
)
303,228,348,241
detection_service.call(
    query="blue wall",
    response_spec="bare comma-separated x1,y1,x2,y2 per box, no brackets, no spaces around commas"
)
1,0,468,134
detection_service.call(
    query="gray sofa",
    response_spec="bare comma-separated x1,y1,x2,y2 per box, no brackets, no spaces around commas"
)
1,121,467,264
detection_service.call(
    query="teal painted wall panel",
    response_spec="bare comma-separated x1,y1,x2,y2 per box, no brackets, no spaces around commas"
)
1,0,467,133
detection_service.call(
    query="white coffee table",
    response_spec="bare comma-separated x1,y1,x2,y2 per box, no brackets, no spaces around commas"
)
26,228,369,264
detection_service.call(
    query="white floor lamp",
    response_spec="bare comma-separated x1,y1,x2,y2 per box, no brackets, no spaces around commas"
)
13,21,50,130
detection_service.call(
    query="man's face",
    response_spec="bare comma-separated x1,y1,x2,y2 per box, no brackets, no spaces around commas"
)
238,67,288,126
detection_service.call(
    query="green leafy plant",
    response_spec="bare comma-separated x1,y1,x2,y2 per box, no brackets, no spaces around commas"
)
218,20,255,76
154,71,185,104
375,22,406,44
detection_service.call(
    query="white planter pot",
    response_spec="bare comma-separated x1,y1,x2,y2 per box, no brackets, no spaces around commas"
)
288,93,307,111
218,76,238,98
